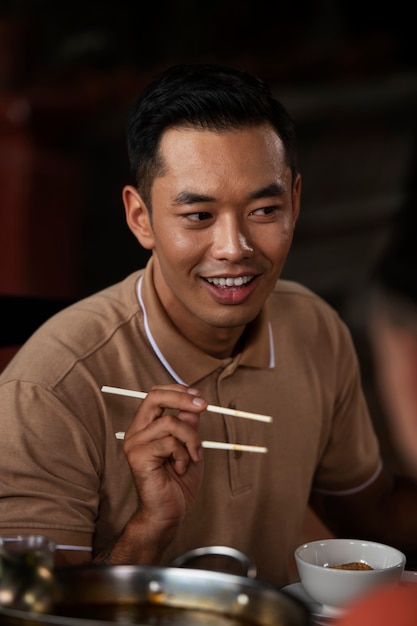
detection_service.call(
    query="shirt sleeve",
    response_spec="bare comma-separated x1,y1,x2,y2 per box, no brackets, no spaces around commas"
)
0,379,100,542
311,314,383,493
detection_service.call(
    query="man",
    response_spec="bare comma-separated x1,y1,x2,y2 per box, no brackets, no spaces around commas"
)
1,64,417,588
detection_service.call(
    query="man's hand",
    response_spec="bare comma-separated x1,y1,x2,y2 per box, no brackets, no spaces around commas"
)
96,384,207,564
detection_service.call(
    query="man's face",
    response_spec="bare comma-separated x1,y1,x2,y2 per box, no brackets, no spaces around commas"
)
126,124,301,352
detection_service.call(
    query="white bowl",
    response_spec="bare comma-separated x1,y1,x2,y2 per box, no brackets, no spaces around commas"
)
401,569,417,585
294,538,406,609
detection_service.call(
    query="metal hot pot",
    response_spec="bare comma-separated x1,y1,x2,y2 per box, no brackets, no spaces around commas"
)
0,546,311,626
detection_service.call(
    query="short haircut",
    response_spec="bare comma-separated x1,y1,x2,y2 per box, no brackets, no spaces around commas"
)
126,63,298,210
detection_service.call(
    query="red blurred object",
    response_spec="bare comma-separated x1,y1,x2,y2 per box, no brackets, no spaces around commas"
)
336,583,417,626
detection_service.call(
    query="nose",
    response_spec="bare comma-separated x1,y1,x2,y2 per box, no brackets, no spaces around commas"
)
212,215,254,261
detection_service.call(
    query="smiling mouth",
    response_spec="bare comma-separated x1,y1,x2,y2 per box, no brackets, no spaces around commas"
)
204,276,254,287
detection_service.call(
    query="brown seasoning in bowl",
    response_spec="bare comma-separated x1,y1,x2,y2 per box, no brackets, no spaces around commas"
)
329,561,374,570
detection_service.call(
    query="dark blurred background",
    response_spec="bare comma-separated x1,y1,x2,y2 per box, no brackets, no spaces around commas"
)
1,0,417,473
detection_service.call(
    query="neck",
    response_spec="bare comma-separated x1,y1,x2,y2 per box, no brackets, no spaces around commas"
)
187,325,246,359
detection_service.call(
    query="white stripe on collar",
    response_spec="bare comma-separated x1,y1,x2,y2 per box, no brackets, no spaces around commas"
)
268,322,275,368
137,276,186,384
137,275,275,377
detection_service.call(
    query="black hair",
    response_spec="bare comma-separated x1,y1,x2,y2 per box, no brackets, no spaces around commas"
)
126,63,298,210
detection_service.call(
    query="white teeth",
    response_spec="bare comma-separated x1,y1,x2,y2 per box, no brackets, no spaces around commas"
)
206,276,252,287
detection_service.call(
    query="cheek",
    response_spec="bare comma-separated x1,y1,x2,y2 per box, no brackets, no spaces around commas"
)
155,228,192,253
154,231,206,275
268,224,294,262
164,228,209,258
282,225,295,249
276,215,296,246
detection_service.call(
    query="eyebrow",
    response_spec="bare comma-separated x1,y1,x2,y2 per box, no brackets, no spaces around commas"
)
172,191,215,205
247,182,286,200
172,182,285,206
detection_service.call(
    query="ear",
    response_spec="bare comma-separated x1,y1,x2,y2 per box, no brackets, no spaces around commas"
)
291,173,302,224
123,185,155,250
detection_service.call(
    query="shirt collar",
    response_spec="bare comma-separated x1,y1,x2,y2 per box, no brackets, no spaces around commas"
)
137,258,274,385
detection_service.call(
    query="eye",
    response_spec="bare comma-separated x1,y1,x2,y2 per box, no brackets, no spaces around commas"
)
250,206,279,217
184,211,212,222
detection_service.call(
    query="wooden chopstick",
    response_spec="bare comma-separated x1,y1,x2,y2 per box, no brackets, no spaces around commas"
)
101,386,273,423
114,431,267,453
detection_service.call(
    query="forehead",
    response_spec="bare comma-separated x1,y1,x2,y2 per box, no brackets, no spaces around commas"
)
156,124,288,187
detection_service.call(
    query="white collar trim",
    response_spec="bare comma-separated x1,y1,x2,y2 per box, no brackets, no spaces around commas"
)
137,275,275,378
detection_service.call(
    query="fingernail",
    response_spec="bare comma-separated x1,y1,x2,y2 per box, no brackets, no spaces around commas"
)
192,396,205,407
187,387,200,396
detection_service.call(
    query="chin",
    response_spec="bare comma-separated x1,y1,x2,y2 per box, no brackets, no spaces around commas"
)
210,309,260,329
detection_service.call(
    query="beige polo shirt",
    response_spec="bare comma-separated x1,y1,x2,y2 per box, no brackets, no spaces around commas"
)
0,257,380,587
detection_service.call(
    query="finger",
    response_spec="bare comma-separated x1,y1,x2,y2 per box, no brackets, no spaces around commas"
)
124,414,202,463
169,440,193,475
146,385,207,416
148,383,201,396
177,409,200,428
128,385,207,431
126,433,199,475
